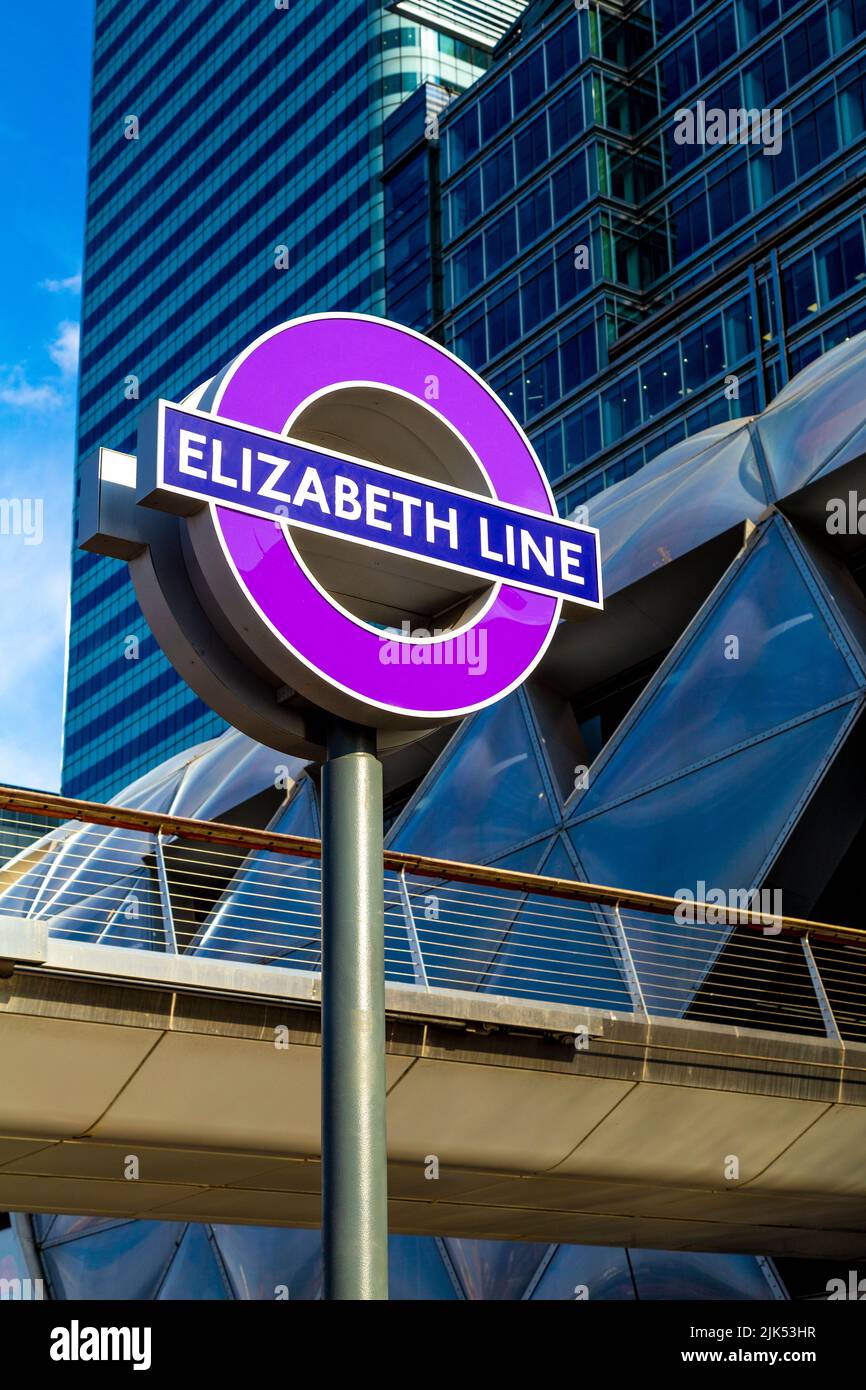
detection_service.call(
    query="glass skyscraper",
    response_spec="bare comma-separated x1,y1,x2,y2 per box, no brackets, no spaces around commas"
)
63,0,493,802
384,0,866,512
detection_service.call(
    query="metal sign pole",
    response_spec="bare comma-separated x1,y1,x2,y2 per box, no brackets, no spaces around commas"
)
80,314,602,1302
320,718,389,1300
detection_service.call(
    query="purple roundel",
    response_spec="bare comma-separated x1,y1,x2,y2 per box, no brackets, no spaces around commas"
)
207,314,562,724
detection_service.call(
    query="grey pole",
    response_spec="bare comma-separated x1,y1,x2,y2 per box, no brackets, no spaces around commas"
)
320,718,389,1300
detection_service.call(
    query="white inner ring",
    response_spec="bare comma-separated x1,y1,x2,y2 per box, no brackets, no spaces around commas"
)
281,381,501,638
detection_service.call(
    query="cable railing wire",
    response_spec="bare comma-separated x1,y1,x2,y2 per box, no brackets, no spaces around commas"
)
0,793,862,1039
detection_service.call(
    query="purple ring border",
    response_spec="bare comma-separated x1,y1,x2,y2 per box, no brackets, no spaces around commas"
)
211,316,560,718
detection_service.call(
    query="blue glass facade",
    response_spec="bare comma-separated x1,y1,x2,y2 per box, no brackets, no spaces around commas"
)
10,1213,785,1300
63,0,489,802
384,0,866,513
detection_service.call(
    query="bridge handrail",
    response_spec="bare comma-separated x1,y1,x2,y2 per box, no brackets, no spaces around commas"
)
0,783,859,946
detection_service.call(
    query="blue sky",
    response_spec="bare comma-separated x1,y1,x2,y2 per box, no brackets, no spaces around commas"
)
0,1,93,789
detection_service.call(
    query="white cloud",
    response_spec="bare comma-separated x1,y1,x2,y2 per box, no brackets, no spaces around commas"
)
41,274,82,294
48,320,80,377
0,319,80,410
0,367,62,411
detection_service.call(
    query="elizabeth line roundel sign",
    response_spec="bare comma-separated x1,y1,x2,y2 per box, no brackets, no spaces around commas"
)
81,314,602,750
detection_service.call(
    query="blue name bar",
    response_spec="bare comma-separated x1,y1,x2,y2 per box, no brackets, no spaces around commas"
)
140,401,602,608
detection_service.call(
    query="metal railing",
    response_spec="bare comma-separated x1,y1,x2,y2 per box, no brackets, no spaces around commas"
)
0,785,863,1042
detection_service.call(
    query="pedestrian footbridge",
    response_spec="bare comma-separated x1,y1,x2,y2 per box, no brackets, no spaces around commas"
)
0,788,864,1258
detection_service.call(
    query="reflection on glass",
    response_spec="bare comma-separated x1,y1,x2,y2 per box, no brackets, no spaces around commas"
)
389,694,555,863
407,841,550,992
40,1220,185,1300
191,781,322,967
530,1243,635,1300
571,705,853,1012
586,423,764,596
192,853,320,968
479,840,631,1009
759,331,866,494
0,1222,31,1287
389,1236,462,1300
157,1224,230,1300
211,1225,322,1300
629,1248,776,1300
444,1237,551,1300
50,866,163,950
575,522,858,814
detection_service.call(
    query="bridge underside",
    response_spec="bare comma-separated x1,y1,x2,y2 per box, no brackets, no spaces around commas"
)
1,936,865,1258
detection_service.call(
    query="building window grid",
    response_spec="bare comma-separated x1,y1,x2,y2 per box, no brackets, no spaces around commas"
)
529,292,756,487
439,11,866,367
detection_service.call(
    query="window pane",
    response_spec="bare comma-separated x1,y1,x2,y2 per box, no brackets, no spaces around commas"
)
545,19,581,85
552,149,588,219
449,171,481,236
453,235,483,298
782,250,817,323
515,112,548,180
486,276,521,357
549,84,584,151
564,398,602,466
560,318,597,392
785,10,830,86
484,209,517,275
661,37,696,103
520,256,556,332
524,335,560,415
816,222,866,304
517,183,552,248
512,47,546,109
641,342,682,418
724,296,755,358
480,79,511,142
681,314,723,392
601,370,641,443
697,8,737,79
